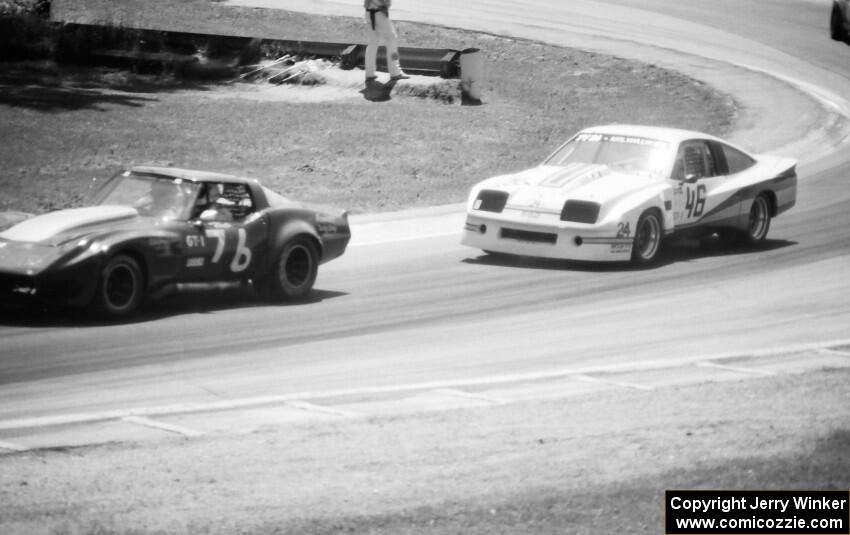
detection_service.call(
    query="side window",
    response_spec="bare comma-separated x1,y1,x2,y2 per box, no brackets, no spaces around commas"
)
193,183,255,222
672,141,717,180
720,143,756,174
218,184,254,221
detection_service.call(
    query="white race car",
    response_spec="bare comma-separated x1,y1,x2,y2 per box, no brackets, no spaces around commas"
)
461,125,797,264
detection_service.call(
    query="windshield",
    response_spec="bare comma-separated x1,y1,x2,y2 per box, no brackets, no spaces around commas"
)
92,171,201,220
544,133,670,175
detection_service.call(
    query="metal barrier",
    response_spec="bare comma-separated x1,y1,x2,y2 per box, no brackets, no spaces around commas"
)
57,23,461,78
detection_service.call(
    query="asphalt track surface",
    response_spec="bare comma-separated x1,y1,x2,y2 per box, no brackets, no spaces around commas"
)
1,1,849,437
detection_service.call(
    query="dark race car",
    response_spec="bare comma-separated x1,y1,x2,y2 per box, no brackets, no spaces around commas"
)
0,166,351,317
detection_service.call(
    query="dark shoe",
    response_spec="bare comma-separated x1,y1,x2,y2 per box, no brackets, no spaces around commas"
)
365,76,378,84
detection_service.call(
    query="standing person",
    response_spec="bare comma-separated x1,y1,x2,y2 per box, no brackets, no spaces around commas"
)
364,0,409,82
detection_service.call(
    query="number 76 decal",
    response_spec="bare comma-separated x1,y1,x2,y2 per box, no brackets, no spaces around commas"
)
206,228,252,272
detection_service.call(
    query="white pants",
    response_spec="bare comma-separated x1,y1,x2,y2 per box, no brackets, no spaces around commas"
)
365,10,402,77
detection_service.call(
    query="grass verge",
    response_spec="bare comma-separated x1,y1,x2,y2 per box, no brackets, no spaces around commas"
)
0,0,736,214
1,369,847,534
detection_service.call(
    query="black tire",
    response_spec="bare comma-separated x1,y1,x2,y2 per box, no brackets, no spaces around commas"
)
831,4,848,41
631,210,663,265
742,194,772,245
268,237,319,301
94,254,144,317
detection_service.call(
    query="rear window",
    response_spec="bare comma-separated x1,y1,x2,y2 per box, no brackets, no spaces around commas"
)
720,143,755,174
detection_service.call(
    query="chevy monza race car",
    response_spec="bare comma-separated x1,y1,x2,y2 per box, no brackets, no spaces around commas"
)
0,166,351,317
462,125,797,264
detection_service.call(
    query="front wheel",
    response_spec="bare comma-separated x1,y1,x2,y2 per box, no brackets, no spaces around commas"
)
267,237,319,301
94,254,144,318
742,194,772,246
631,210,663,265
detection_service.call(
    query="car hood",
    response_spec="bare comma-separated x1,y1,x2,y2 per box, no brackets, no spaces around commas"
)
0,205,140,246
481,163,659,210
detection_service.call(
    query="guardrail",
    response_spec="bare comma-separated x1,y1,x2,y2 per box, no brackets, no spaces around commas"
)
56,23,461,78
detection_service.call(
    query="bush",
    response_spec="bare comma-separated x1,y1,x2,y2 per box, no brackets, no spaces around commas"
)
0,0,54,60
0,0,50,18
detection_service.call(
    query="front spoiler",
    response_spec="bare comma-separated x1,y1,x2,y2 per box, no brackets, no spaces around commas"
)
0,241,102,307
461,215,634,262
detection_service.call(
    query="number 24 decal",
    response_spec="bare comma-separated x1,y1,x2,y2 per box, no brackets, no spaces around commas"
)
205,229,252,273
685,184,707,218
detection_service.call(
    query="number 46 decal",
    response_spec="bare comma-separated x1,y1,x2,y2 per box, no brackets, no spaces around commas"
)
206,228,252,273
685,184,706,218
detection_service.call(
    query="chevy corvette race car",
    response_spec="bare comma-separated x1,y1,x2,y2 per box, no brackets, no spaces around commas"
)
832,0,850,41
0,166,350,317
462,125,797,264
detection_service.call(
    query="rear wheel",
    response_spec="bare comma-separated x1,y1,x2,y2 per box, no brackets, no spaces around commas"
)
267,237,319,301
94,254,144,317
743,194,772,245
631,210,662,265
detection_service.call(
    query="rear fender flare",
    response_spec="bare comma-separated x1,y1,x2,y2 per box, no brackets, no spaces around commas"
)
270,221,323,266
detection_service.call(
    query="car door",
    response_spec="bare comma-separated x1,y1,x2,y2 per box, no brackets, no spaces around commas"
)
181,182,269,282
669,139,727,228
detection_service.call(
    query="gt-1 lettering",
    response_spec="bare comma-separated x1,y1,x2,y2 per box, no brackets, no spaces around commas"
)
185,235,205,247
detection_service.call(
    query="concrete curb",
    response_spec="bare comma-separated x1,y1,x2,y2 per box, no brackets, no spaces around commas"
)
1,339,848,452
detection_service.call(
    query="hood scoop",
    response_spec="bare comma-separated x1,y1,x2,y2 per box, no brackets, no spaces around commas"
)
0,205,138,244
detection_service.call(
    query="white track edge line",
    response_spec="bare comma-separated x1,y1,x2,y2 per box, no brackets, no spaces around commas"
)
1,338,849,432
122,416,204,437
0,440,28,452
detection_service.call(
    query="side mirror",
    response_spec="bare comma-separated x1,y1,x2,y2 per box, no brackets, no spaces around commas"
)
683,174,699,183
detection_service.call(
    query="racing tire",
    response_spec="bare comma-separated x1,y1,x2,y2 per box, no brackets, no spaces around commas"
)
94,254,144,318
631,209,663,265
831,4,848,41
742,194,772,246
268,236,319,301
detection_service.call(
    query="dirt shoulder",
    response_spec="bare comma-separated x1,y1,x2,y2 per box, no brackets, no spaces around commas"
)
1,368,848,534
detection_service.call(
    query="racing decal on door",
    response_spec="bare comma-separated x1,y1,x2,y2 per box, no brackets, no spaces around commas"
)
684,183,706,218
204,228,252,273
673,183,707,225
229,229,252,273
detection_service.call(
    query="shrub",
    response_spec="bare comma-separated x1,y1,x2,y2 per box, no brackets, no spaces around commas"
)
0,0,54,60
0,0,50,18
